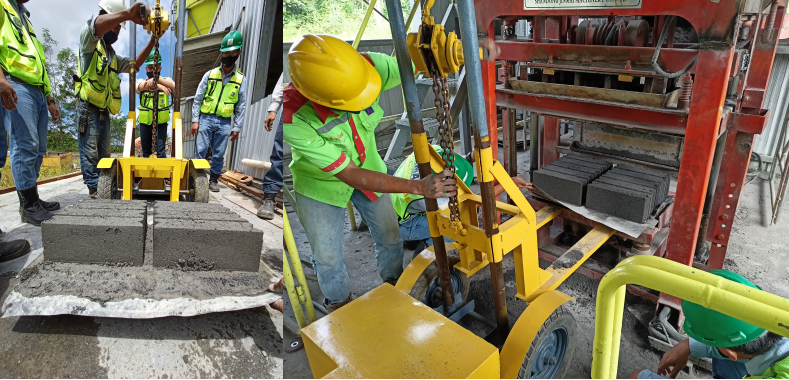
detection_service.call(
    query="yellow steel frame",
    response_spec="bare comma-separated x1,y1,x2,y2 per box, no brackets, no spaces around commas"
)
97,112,209,201
592,255,789,379
283,212,318,329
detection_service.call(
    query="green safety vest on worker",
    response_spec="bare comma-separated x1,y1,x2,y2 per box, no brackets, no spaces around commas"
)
74,39,121,114
138,90,170,124
0,0,51,95
199,67,244,118
750,356,789,379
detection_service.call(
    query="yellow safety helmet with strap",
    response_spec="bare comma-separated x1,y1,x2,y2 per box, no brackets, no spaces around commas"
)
288,34,381,112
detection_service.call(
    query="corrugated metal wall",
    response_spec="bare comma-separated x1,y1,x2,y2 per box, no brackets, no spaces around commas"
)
755,52,789,160
207,0,279,179
181,97,197,158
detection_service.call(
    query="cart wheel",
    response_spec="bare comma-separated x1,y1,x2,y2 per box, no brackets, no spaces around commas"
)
187,165,209,203
97,161,121,199
517,305,577,379
409,257,470,308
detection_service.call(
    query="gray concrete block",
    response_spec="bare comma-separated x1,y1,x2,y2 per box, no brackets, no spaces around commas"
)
601,172,662,209
564,154,613,169
57,208,146,218
586,183,652,223
156,211,245,222
533,169,589,206
154,201,230,214
548,161,604,178
609,167,669,205
595,176,657,211
67,201,146,210
541,164,596,181
153,219,263,272
42,215,146,265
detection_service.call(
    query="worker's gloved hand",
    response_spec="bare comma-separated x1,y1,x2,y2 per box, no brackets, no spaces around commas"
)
264,111,276,132
127,2,152,26
191,122,199,136
419,168,458,198
656,338,691,379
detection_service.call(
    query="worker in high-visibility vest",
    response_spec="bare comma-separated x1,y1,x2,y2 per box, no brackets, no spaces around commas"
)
190,30,247,193
136,50,174,158
76,0,162,198
0,0,61,227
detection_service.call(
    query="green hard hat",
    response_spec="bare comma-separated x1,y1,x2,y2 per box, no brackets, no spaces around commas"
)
221,30,243,52
682,269,766,348
437,149,474,187
144,50,162,65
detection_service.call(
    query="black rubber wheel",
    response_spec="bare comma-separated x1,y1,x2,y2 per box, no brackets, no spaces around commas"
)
97,161,121,200
187,165,209,203
517,305,578,379
409,257,470,309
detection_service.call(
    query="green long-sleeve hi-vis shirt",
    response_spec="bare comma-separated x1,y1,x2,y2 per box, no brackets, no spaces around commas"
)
283,52,416,208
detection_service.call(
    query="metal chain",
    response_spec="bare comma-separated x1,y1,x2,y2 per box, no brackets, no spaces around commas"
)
147,6,162,157
428,64,462,231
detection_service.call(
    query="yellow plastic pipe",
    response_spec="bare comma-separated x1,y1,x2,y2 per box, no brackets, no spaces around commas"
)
352,0,378,50
283,211,318,328
282,250,306,328
592,255,789,379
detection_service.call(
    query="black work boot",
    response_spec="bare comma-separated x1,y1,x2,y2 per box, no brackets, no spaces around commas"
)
209,173,220,192
0,237,30,263
88,186,97,199
324,295,353,313
257,193,277,220
36,187,60,211
18,186,53,226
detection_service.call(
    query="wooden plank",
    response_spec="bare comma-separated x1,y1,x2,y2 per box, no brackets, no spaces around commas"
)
510,79,668,108
0,171,81,195
223,193,283,229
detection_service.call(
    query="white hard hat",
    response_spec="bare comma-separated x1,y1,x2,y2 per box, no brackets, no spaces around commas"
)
98,0,129,29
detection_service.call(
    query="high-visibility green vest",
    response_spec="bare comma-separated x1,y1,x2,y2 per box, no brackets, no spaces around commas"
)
750,355,789,379
74,39,121,114
138,89,170,124
199,67,244,118
0,0,50,95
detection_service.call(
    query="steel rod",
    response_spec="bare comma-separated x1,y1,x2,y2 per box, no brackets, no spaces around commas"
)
456,0,489,138
128,0,138,158
173,0,186,158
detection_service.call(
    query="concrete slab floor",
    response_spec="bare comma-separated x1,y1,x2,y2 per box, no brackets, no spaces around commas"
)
0,176,283,378
283,149,789,379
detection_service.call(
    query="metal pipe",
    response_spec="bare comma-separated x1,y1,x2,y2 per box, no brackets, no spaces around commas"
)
385,0,454,311
530,113,539,179
592,255,789,378
284,212,318,326
352,0,378,50
468,310,497,329
696,131,727,257
128,0,137,158
455,0,488,138
172,0,186,158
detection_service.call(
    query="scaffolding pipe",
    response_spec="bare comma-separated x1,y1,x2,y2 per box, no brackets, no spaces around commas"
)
352,0,378,50
172,0,186,158
128,0,137,158
384,0,455,312
455,0,488,138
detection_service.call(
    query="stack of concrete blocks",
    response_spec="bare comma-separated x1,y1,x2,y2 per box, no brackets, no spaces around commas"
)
531,155,613,206
41,200,263,272
586,165,670,223
42,200,148,265
153,202,263,272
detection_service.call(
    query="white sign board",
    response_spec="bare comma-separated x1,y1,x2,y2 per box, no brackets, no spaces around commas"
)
524,0,641,9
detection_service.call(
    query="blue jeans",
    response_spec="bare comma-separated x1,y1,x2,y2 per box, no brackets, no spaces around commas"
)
295,190,404,304
638,359,749,379
139,122,168,158
0,77,49,190
195,113,231,176
399,214,454,247
77,103,111,189
262,116,283,195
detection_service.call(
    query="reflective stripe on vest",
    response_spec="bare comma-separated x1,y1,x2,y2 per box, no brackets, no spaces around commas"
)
74,39,121,114
138,90,170,124
199,67,244,118
0,0,49,93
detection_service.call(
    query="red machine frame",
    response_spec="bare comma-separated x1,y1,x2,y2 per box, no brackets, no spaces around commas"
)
476,0,785,304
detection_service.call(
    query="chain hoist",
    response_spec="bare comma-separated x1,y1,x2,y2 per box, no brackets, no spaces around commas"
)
143,0,169,158
408,0,466,234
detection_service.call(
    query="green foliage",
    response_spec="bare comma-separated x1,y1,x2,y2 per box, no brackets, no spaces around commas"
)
284,0,413,42
110,113,128,153
40,28,80,149
46,131,79,153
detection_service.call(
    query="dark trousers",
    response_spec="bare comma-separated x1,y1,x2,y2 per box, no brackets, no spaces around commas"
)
139,122,168,158
262,116,283,196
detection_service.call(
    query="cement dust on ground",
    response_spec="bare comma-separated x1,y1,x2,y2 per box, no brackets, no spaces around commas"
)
283,149,789,379
0,176,283,378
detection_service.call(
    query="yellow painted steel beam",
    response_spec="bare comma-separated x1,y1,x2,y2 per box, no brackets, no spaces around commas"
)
283,212,318,326
499,290,574,379
352,0,377,50
394,246,436,293
592,255,789,379
174,113,183,159
123,113,135,159
518,224,614,302
535,205,561,229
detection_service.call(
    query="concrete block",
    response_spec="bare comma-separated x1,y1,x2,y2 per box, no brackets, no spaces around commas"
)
548,161,604,178
533,169,589,206
158,211,246,222
57,208,145,218
153,201,230,214
67,201,147,210
153,219,262,272
595,176,657,211
586,183,652,223
611,166,669,200
601,173,662,209
541,165,595,183
42,215,146,265
564,154,613,169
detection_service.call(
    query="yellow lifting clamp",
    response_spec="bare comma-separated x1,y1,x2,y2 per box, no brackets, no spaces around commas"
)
407,0,465,78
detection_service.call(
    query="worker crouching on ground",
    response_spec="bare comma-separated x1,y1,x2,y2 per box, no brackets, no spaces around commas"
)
392,148,533,253
137,50,174,159
190,30,247,193
77,0,160,198
633,270,789,379
0,0,61,225
284,34,498,313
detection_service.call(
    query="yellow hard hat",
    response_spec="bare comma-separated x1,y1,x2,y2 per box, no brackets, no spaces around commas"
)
288,34,382,112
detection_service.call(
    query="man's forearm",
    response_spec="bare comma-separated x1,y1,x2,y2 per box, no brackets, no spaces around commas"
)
94,12,130,37
336,165,421,195
158,77,175,90
136,39,155,71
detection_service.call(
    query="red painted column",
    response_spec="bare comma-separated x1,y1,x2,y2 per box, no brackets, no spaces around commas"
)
665,50,735,265
541,117,560,166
